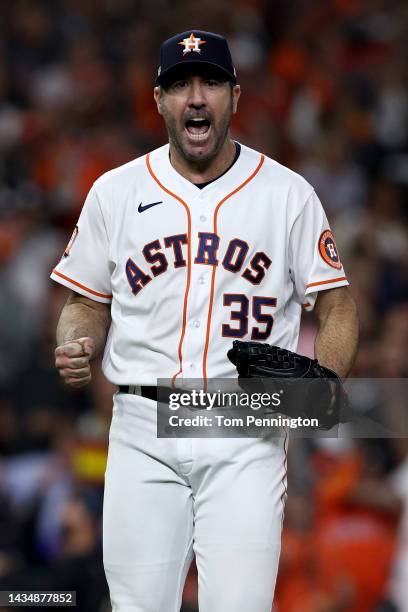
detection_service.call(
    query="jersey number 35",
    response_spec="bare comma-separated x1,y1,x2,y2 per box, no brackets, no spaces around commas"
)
222,295,277,341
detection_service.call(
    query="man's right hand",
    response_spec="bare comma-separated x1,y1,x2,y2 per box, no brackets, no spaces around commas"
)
55,336,95,388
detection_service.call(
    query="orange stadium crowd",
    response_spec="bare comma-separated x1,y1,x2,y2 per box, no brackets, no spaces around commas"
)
0,0,408,610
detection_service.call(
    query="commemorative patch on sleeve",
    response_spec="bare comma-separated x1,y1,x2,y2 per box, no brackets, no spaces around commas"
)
318,230,342,269
63,225,78,257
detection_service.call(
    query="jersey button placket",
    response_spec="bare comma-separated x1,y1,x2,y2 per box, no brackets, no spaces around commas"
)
182,195,213,378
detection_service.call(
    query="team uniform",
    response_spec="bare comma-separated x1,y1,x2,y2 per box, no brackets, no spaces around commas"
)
51,140,348,611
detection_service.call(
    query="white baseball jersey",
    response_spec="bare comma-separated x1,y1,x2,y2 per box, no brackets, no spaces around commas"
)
51,142,348,385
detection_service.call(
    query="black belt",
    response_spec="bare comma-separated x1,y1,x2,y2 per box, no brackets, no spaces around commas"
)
118,385,173,402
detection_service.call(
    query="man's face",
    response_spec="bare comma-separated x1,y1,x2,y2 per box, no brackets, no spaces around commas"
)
154,67,241,164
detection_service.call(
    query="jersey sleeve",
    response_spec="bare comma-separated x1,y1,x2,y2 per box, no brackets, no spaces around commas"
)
50,186,112,303
288,191,349,311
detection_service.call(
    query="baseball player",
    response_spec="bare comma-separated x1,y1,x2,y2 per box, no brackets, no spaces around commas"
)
52,31,359,612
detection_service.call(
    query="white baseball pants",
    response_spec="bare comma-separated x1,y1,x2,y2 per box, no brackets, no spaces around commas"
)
103,392,287,612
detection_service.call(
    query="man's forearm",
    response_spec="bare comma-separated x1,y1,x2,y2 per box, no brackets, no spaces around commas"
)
56,293,111,358
314,289,359,378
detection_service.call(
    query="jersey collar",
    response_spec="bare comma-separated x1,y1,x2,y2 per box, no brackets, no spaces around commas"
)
149,142,251,199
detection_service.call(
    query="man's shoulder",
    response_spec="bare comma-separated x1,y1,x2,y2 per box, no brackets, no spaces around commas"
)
93,144,168,191
240,143,314,197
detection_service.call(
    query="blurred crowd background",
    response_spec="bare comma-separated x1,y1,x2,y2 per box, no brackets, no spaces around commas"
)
1,0,408,610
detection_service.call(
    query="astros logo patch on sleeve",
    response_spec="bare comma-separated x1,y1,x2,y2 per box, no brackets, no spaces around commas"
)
318,230,342,269
63,225,78,257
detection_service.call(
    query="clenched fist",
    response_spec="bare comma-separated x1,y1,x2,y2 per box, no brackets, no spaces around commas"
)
55,336,95,388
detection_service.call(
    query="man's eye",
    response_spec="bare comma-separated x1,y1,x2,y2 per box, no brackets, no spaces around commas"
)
173,80,187,89
206,79,220,87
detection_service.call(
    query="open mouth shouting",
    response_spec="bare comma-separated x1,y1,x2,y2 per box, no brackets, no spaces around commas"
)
184,117,212,142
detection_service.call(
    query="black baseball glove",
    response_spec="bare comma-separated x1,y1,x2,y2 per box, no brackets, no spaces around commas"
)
227,341,351,430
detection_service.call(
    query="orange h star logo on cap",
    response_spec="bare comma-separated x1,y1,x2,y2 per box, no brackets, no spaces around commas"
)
179,33,206,55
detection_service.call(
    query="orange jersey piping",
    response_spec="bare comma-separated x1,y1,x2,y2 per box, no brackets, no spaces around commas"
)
146,152,192,386
306,276,348,289
202,154,265,384
52,269,112,299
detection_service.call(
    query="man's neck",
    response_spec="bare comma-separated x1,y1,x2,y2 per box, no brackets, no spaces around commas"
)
169,138,236,185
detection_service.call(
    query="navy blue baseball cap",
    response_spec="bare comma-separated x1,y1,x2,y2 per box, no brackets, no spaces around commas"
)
156,30,237,86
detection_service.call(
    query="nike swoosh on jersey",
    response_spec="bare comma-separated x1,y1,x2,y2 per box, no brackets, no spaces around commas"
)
138,201,163,213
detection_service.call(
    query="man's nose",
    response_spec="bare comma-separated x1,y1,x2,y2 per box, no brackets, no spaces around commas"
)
188,80,206,107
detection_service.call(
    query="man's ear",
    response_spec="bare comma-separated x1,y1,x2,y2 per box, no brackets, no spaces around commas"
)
154,86,163,115
232,84,241,114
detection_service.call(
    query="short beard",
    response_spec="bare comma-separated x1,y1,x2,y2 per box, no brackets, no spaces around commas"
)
161,95,234,167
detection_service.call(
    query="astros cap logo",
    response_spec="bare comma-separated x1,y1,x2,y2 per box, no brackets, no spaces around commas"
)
178,33,207,55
